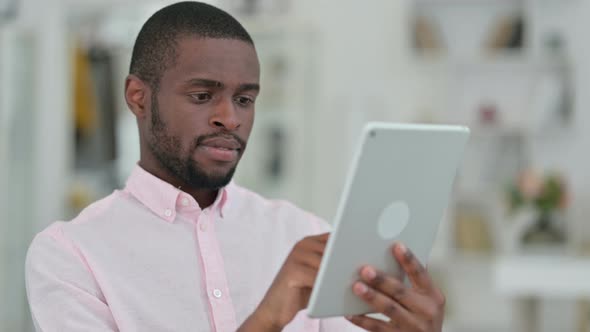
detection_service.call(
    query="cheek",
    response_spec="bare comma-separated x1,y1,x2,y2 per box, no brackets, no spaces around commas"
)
164,111,205,146
240,111,255,137
153,120,195,155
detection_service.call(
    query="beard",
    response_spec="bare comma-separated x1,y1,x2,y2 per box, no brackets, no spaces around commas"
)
146,94,241,190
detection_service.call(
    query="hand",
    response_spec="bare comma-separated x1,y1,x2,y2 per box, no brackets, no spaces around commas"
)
238,233,329,332
346,243,445,332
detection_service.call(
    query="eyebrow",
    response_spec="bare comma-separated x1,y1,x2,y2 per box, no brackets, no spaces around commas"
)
184,78,260,92
236,83,260,93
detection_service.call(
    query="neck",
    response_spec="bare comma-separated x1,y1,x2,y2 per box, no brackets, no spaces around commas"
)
182,187,218,209
138,158,218,209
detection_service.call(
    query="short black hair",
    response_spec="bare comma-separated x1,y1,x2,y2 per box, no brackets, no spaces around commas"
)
129,1,254,90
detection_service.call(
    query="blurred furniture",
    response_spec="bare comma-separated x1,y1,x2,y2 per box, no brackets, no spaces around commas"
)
495,255,590,332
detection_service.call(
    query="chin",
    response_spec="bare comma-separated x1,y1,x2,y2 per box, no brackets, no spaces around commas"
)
215,167,237,181
189,166,236,187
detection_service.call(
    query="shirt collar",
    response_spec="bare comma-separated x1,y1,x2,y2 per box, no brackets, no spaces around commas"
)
124,164,230,223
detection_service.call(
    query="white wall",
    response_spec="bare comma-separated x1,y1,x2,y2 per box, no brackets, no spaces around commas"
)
0,0,70,330
0,25,13,331
288,0,413,219
32,0,71,232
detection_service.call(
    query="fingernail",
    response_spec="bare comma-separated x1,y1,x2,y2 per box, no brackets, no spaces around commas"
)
353,282,368,295
398,243,407,254
346,315,353,320
362,266,376,281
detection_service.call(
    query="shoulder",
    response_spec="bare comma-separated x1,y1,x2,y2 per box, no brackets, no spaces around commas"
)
25,221,93,292
27,190,126,259
69,190,127,226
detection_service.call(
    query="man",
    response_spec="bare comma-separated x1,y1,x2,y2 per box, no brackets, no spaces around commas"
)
26,2,445,331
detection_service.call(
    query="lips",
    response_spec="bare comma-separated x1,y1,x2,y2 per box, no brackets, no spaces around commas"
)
199,137,242,151
196,136,242,162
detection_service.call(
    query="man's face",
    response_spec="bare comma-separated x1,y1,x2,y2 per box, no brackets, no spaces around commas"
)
146,37,260,189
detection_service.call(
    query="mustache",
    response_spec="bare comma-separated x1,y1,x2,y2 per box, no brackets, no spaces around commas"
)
194,132,246,150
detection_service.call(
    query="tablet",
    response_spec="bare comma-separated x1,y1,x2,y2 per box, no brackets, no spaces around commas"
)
307,122,470,318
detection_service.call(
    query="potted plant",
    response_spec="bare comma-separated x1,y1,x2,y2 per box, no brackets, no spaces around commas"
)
507,169,569,245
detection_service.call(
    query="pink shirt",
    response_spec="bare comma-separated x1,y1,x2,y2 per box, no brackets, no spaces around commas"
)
26,165,363,332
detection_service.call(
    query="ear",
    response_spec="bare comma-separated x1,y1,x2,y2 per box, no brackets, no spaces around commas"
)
125,74,150,118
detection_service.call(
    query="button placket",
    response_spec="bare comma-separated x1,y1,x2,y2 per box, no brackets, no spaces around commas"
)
194,212,237,329
198,210,209,231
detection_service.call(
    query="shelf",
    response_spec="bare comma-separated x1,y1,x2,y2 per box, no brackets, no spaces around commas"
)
410,53,568,73
495,255,590,298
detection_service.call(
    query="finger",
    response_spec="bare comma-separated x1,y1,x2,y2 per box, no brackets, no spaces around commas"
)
301,288,312,308
307,232,330,245
299,235,329,254
346,314,399,332
294,249,323,269
359,265,432,315
297,240,326,258
392,243,433,292
312,232,330,242
308,239,328,255
352,281,422,330
293,264,319,288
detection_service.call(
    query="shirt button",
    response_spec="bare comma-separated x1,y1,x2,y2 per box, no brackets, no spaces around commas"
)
213,289,222,298
181,198,189,206
199,222,207,232
164,209,172,217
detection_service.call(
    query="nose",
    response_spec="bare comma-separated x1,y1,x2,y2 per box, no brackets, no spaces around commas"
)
210,98,240,131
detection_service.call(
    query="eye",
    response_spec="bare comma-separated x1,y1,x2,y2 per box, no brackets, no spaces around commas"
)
189,92,212,103
235,95,255,107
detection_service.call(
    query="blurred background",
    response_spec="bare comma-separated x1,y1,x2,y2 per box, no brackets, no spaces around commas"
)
1,0,589,331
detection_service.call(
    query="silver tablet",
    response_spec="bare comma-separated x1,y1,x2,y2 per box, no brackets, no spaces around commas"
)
307,122,470,318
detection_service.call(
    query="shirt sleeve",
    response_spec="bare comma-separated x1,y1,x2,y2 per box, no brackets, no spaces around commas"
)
25,224,118,332
320,316,367,331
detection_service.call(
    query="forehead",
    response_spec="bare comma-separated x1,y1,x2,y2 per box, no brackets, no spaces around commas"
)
164,37,260,86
